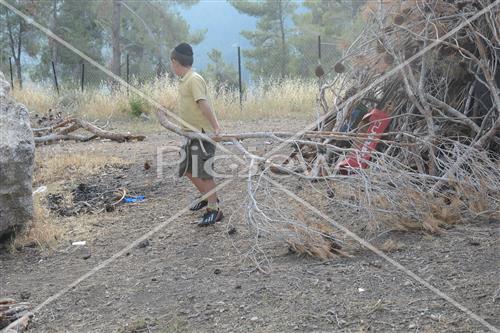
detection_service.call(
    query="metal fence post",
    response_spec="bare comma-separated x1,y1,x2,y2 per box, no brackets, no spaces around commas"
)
126,53,130,96
238,46,242,111
51,61,59,95
81,62,85,92
318,35,321,61
8,57,14,90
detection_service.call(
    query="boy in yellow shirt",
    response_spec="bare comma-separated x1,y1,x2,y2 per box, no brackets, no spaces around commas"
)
170,43,223,226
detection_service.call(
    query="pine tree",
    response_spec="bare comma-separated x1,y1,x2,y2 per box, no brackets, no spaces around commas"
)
0,1,41,88
230,0,296,80
291,0,366,77
202,48,239,95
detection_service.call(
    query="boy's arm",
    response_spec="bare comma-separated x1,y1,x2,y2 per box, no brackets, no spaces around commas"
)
197,99,221,136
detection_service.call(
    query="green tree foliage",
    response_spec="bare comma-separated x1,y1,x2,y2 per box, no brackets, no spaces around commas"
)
0,1,41,88
232,0,366,79
230,0,297,80
33,0,105,84
293,0,366,77
202,48,239,95
93,0,204,80
0,0,204,86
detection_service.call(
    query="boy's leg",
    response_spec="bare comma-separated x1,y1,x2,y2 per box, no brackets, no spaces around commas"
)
186,172,218,203
185,172,205,194
201,178,218,205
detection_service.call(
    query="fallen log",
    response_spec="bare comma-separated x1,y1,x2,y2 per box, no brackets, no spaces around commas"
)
0,299,32,333
1,313,32,333
32,117,145,145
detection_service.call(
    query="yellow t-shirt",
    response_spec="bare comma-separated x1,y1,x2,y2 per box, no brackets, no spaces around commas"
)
178,70,214,132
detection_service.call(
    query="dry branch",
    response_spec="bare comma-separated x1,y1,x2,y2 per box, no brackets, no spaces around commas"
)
220,0,500,259
33,118,145,145
0,300,32,333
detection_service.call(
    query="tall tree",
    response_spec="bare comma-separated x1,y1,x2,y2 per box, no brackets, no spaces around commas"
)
49,0,59,63
111,0,121,77
291,0,366,77
95,0,204,82
29,0,203,85
230,0,296,80
33,0,105,84
0,1,40,88
202,49,239,95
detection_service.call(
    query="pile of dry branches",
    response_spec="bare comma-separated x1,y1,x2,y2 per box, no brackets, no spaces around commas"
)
240,0,500,258
32,110,145,145
155,1,499,259
0,298,32,333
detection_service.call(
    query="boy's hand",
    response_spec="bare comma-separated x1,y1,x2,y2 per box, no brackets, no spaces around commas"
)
212,126,222,141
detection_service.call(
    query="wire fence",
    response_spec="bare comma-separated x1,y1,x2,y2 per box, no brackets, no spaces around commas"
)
1,34,342,97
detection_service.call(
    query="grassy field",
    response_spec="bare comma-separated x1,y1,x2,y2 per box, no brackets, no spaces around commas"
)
12,77,319,123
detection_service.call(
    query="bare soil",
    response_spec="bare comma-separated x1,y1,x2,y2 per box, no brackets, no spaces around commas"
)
1,119,499,333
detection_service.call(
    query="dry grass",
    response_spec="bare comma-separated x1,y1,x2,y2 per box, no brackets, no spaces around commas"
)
379,239,405,253
8,150,129,250
10,195,63,251
10,151,128,251
13,77,317,123
34,152,126,185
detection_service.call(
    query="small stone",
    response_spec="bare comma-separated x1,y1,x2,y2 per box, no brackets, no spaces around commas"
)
235,285,242,289
214,268,222,275
468,239,480,246
138,240,150,248
82,250,91,260
326,277,332,282
227,227,237,236
20,291,31,300
151,277,158,282
250,316,258,321
408,323,416,329
430,313,440,321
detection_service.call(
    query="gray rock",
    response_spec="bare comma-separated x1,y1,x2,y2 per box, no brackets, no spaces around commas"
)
0,71,35,240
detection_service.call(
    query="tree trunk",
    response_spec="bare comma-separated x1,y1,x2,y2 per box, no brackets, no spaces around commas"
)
50,0,58,62
7,18,23,89
111,0,121,77
278,0,287,77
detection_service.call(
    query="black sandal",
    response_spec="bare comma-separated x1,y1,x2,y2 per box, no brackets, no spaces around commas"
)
198,209,224,226
189,198,208,211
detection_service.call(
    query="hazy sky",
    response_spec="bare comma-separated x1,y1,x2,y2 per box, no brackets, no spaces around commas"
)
177,0,257,80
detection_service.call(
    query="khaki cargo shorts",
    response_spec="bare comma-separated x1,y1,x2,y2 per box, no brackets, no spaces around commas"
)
178,138,216,179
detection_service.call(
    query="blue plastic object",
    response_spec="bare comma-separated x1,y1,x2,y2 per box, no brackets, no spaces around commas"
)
122,195,145,203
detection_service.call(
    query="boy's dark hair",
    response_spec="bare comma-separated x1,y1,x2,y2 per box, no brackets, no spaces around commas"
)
170,43,194,67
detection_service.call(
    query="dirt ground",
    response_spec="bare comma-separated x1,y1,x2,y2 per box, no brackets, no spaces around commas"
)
1,119,499,333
